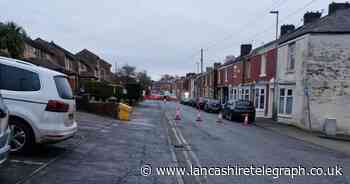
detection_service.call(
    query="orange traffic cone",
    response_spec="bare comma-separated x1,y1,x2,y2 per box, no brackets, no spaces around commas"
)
174,109,181,121
244,114,249,126
174,101,181,121
217,112,223,124
196,110,202,122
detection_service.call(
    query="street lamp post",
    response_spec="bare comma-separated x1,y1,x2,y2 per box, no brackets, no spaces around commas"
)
270,10,279,121
270,11,279,40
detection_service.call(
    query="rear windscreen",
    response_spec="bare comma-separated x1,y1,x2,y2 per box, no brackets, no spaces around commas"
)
54,76,74,99
236,101,253,107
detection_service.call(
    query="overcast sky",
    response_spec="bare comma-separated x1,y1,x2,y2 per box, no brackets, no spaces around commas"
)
1,0,338,80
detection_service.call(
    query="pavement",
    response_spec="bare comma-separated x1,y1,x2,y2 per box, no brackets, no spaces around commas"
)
255,117,350,156
1,100,350,184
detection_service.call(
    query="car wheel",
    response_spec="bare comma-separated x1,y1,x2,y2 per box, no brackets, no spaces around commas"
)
230,114,235,121
9,120,35,154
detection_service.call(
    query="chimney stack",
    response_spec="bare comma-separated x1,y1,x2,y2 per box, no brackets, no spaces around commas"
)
240,44,252,56
328,2,350,15
303,11,322,25
280,24,295,37
214,62,221,69
206,67,212,72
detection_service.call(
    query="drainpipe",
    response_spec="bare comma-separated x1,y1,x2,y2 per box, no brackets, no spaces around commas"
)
304,78,313,132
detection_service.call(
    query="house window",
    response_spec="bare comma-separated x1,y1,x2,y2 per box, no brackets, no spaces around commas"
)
218,71,221,84
225,68,228,82
255,88,265,111
279,88,293,115
245,89,250,100
287,42,296,71
65,57,72,71
232,65,237,78
79,62,87,72
239,89,243,99
245,62,251,79
260,54,267,77
233,89,237,101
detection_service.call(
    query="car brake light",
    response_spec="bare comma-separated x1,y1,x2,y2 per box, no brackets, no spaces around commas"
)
45,100,69,112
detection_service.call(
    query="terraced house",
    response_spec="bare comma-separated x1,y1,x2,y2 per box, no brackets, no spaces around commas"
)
276,3,350,134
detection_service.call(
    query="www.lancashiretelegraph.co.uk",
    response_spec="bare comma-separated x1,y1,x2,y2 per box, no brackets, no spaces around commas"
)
141,164,343,179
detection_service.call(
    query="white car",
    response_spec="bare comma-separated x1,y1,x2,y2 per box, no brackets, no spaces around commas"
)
0,57,77,153
0,94,10,163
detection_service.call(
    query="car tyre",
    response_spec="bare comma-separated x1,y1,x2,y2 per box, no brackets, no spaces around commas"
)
230,114,235,121
9,120,35,154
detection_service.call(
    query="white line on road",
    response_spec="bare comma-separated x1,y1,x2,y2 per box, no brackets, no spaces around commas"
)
164,111,208,184
10,160,45,166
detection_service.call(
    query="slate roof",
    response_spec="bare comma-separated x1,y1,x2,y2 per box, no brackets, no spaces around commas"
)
75,49,99,70
279,9,350,44
23,57,64,71
25,38,56,56
49,41,77,61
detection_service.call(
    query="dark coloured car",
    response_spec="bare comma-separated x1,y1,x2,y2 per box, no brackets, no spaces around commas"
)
188,98,197,107
197,97,210,110
204,99,221,113
222,100,256,123
180,98,190,105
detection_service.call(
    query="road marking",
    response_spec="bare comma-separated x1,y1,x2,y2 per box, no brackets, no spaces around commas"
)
128,121,156,128
164,111,207,184
166,128,185,184
10,160,45,165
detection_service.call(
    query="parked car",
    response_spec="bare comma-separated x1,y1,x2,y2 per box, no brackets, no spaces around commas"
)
0,57,78,153
204,99,221,113
180,98,190,105
0,94,10,164
197,97,209,110
222,100,256,122
188,98,197,107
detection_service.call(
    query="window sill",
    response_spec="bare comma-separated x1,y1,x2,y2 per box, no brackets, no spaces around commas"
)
259,74,266,77
278,114,293,119
285,70,295,74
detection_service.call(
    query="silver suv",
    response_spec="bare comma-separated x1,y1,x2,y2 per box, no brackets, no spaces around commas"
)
0,94,10,164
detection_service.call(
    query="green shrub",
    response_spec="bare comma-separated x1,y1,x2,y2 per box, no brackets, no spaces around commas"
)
81,80,115,101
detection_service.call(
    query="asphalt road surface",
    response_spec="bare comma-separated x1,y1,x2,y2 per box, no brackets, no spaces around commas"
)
161,100,350,184
1,100,349,184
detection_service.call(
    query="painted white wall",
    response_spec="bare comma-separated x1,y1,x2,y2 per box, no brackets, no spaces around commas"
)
306,34,350,134
277,33,350,134
277,34,309,127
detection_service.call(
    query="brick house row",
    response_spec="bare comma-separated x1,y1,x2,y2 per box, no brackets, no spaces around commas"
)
20,37,112,93
173,2,350,134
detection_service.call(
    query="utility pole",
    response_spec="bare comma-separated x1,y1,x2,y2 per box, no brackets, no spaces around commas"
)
270,10,279,121
200,48,204,74
114,61,118,74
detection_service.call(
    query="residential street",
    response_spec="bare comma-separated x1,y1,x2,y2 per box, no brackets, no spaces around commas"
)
1,100,350,184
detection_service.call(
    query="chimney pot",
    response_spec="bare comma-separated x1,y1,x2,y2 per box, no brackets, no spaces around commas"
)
280,24,295,37
303,11,322,25
328,2,350,15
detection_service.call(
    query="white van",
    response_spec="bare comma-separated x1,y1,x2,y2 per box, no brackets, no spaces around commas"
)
0,57,77,153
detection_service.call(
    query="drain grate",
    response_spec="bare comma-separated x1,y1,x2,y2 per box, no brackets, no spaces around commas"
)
174,144,185,148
